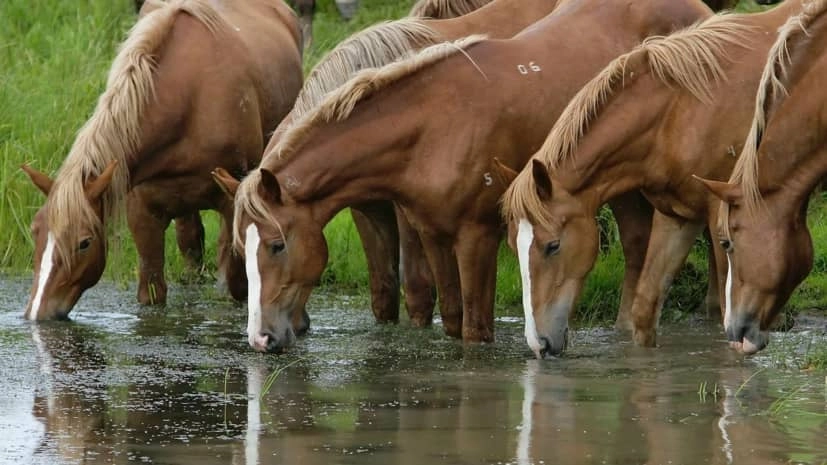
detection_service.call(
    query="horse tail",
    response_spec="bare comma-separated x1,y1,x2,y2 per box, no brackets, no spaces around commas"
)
733,0,827,214
409,0,493,19
291,19,441,118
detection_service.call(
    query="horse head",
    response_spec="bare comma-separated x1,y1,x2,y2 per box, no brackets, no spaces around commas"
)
501,160,599,359
214,167,323,353
696,176,812,355
21,162,117,320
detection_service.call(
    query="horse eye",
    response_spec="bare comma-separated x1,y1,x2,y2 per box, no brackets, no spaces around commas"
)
719,239,733,253
544,240,560,257
78,238,92,251
269,241,285,255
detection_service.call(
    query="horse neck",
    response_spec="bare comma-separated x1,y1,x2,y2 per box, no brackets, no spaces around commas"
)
269,112,418,224
553,72,671,212
433,0,559,37
753,9,827,214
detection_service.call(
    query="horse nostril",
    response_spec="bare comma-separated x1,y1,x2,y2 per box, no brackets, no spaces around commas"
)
265,334,285,354
539,334,566,359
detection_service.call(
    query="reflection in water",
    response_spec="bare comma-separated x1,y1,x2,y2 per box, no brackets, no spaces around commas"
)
718,384,735,465
0,278,825,465
244,365,262,465
517,361,538,465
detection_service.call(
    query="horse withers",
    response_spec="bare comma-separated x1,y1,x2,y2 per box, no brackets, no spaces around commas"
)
22,0,302,320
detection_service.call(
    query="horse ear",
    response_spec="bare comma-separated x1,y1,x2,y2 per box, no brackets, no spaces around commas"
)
692,175,741,204
212,167,240,199
531,159,553,200
21,164,54,196
258,168,282,204
492,158,518,188
85,161,118,201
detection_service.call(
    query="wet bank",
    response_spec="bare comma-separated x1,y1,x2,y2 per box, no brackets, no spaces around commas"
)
0,278,825,465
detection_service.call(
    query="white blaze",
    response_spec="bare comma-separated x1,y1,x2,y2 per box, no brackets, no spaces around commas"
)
517,219,542,358
245,224,263,347
29,233,56,320
724,253,733,331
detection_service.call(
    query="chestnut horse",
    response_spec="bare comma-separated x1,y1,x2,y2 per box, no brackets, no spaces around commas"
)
247,0,562,334
501,1,802,357
21,0,302,320
215,0,712,353
698,0,827,354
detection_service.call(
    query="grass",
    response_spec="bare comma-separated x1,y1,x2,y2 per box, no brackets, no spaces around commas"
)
1,0,824,324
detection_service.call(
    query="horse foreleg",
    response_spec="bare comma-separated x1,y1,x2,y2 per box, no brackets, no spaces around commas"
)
418,231,463,338
216,201,247,302
396,205,436,327
174,212,205,275
454,224,500,343
127,193,169,305
351,201,401,323
630,212,705,347
608,191,653,332
294,0,315,50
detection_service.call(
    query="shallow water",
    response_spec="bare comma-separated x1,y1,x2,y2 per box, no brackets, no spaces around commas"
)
0,278,825,465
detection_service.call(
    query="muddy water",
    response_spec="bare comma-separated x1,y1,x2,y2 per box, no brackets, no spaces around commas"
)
0,279,825,465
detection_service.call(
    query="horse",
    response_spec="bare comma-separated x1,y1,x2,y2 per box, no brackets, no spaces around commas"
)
696,0,827,354
21,0,303,320
500,1,803,358
213,0,713,353
232,0,563,337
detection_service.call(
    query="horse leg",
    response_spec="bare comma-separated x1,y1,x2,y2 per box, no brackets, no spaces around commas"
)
351,201,400,323
216,201,247,302
396,205,436,327
174,212,205,275
418,231,463,338
454,224,500,343
702,228,722,319
630,212,705,347
127,193,169,305
608,191,653,332
295,0,315,50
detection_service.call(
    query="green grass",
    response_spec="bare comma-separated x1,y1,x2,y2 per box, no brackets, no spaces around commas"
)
1,0,823,324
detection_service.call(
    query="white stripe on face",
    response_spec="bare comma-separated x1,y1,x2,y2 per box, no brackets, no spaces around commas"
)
245,224,263,348
517,219,543,358
30,233,56,320
724,253,733,331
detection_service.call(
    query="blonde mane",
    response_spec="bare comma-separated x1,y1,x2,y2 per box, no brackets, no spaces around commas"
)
46,0,226,268
502,14,752,229
234,35,487,249
290,19,441,119
409,0,493,18
730,0,827,215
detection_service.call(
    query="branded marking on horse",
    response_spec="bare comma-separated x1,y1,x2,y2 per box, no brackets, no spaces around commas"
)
517,219,542,357
30,233,56,320
517,62,542,75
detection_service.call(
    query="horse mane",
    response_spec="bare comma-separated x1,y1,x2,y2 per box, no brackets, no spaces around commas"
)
501,14,752,228
409,0,493,18
234,35,487,249
273,34,486,164
46,0,227,268
290,19,441,119
730,0,827,215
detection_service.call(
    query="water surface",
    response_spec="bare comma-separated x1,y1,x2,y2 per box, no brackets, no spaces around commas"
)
0,278,825,465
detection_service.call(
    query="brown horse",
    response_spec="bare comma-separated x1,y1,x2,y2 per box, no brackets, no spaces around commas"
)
501,1,802,357
250,0,562,335
21,0,302,320
214,0,712,353
697,0,827,354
